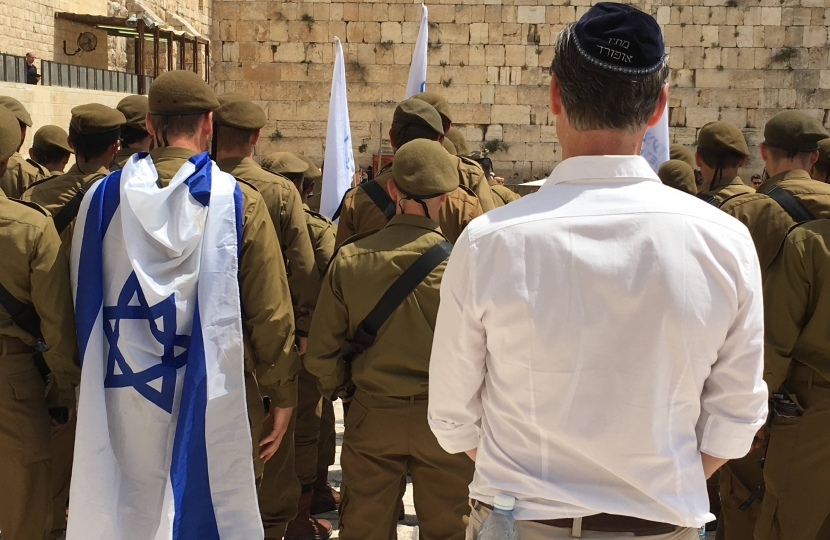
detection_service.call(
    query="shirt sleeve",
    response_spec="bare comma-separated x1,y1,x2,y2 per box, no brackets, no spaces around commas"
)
239,190,299,408
427,228,488,454
280,188,317,335
762,233,808,393
334,190,356,248
32,218,81,408
304,255,349,399
697,236,768,459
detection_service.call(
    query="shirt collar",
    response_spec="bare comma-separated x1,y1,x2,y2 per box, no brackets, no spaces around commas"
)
758,169,812,191
149,147,198,161
387,213,443,233
541,155,660,191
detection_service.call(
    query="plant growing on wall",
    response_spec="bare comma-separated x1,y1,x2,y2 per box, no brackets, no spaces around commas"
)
358,143,368,153
269,129,284,141
482,139,510,154
770,46,798,65
442,78,453,87
301,14,315,31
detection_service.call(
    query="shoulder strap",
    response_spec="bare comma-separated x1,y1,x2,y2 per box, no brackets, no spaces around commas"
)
762,185,815,223
360,180,396,221
52,187,87,235
343,241,452,360
696,192,721,208
0,281,42,338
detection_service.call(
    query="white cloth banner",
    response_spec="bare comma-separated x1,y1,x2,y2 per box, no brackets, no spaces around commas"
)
641,103,670,172
405,4,429,98
67,152,262,540
320,37,355,218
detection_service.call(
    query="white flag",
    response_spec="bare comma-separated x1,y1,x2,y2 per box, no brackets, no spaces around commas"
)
405,4,429,98
321,37,355,219
640,103,670,172
67,152,262,540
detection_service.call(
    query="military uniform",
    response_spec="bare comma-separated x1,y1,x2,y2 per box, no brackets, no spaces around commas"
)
657,159,697,195
0,105,80,540
0,96,42,198
112,95,151,171
306,140,475,540
755,219,830,540
26,125,73,178
111,147,144,170
489,179,521,204
694,122,754,206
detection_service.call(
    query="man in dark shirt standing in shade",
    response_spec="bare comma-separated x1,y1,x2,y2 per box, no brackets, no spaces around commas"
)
25,53,40,85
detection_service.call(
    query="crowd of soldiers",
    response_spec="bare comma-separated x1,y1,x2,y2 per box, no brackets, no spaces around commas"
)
0,62,828,540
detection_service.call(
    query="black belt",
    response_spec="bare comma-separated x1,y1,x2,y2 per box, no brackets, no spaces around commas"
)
475,500,678,537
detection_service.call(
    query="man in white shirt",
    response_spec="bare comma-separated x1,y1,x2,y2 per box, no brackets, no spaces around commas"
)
428,4,768,539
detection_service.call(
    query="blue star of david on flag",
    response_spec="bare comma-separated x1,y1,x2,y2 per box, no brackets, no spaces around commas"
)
103,272,190,413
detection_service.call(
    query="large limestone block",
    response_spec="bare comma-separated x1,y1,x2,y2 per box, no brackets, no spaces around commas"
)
491,104,531,125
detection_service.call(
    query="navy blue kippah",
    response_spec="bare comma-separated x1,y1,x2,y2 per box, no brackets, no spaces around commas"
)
573,2,665,75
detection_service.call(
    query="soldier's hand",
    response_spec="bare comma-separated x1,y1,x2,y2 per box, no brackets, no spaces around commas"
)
751,425,768,451
259,404,293,462
296,336,308,355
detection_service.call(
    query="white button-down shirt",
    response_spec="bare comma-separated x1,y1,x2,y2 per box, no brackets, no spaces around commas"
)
428,155,768,528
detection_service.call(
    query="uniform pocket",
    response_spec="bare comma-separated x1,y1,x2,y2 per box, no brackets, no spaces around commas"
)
344,398,368,431
6,368,51,465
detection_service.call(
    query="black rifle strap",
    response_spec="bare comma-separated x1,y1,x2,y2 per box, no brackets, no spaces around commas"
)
762,185,815,223
360,241,452,337
0,281,42,339
360,180,396,221
696,193,721,208
53,187,87,235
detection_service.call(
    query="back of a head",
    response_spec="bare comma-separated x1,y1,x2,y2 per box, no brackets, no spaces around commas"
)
696,121,748,172
658,159,697,196
213,92,266,155
32,124,73,166
261,151,309,183
0,95,33,129
295,154,322,184
117,95,150,146
391,98,445,149
0,106,22,166
763,110,829,169
147,70,219,145
392,139,459,198
815,138,830,183
669,144,695,168
411,91,452,131
445,127,470,156
69,104,126,162
549,2,668,133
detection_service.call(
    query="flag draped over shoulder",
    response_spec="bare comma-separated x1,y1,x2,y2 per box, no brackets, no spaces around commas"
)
641,103,670,172
405,4,429,98
321,37,355,219
67,152,263,540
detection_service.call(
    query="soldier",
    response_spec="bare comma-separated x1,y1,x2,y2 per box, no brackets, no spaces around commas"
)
112,94,152,170
27,125,72,176
262,152,341,533
472,153,520,205
670,142,703,188
694,121,753,206
717,111,830,540
335,99,483,247
757,218,830,540
211,92,320,540
22,104,125,252
720,111,830,271
412,92,497,211
657,159,697,195
810,138,829,184
306,139,475,540
0,103,80,540
0,96,43,197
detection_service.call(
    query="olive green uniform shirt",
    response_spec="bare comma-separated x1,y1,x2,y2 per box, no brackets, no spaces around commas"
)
488,180,521,206
217,157,316,335
721,170,830,272
111,147,144,170
763,219,830,391
151,148,299,406
458,155,497,212
335,166,483,247
306,214,447,398
303,204,337,273
698,175,755,204
1,152,43,198
0,194,80,407
21,161,111,254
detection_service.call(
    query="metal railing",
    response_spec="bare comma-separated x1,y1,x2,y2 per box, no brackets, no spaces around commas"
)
0,53,29,83
41,60,153,94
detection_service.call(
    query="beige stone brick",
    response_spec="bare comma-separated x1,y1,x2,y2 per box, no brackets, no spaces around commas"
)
485,45,505,67
495,86,517,105
470,23,489,44
470,6,486,23
275,42,305,62
484,5,501,23
380,21,402,43
545,7,560,25
686,107,719,127
821,70,830,90
760,7,781,26
401,22,419,43
764,26,785,48
517,6,545,24
671,69,696,88
681,25,703,47
725,8,743,25
502,6,517,24
701,26,719,47
784,27,804,47
664,25,683,47
803,27,827,48
792,8,812,26
504,44,525,67
491,104,530,124
502,23,523,45
704,48,722,69
469,45,486,66
684,47,705,70
480,85,495,104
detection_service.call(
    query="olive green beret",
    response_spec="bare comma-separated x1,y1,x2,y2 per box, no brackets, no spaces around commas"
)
261,152,309,176
669,143,695,168
411,91,452,124
214,93,267,130
445,127,469,156
33,125,73,154
442,137,457,155
764,110,829,153
697,121,748,157
148,70,219,115
658,160,697,196
70,104,126,134
295,154,322,182
0,96,32,127
392,139,459,197
817,138,830,168
0,106,21,162
117,95,149,132
392,98,444,136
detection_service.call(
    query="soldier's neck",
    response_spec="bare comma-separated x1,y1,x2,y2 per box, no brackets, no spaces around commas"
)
77,156,112,173
215,148,253,162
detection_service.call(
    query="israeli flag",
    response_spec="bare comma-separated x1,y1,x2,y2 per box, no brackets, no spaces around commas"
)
405,4,429,98
321,37,355,219
67,152,262,540
641,103,670,172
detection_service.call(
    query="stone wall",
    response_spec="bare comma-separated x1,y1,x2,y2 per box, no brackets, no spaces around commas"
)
212,0,830,180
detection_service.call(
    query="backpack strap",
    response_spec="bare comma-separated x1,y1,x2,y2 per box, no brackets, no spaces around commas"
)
696,192,721,208
761,185,815,223
52,188,87,235
360,180,396,221
0,280,52,383
341,241,452,363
